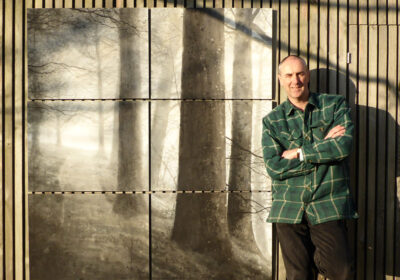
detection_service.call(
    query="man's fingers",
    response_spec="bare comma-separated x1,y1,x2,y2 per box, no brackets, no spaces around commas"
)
324,126,346,139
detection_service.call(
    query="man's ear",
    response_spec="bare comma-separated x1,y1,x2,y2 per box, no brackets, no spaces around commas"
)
305,70,310,83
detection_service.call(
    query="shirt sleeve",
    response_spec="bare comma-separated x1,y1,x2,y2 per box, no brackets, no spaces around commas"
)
262,117,315,181
301,96,354,164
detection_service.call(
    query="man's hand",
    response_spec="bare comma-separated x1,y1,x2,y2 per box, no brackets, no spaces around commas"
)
324,125,346,140
281,148,299,160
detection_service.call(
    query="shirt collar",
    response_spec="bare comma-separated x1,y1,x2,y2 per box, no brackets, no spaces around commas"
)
283,92,320,116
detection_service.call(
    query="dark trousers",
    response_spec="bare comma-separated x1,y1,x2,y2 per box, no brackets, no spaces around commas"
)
276,215,355,280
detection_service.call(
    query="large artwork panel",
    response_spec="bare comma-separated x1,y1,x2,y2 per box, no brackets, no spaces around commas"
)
27,7,276,279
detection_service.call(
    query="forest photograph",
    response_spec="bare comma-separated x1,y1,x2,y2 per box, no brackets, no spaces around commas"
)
27,8,275,279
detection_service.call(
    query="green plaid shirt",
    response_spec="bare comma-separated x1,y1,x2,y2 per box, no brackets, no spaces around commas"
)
262,92,358,225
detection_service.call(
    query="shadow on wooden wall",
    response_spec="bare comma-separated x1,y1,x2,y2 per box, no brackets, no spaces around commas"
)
310,68,400,278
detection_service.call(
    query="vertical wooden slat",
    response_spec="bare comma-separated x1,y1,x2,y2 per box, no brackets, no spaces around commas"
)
318,0,328,92
14,0,24,278
253,0,260,8
4,0,14,279
279,0,288,103
369,0,377,24
24,3,30,279
34,0,43,8
338,0,347,98
126,0,135,8
298,0,308,59
215,0,223,8
45,0,53,8
65,0,73,8
204,0,213,8
347,23,358,273
396,27,400,280
359,0,368,24
94,0,103,8
378,0,387,24
309,1,318,92
366,25,378,280
105,0,114,7
54,0,63,8
349,0,358,24
243,0,251,8
387,0,397,24
375,24,387,280
385,25,397,280
0,0,4,277
74,0,84,8
289,0,298,55
224,0,232,8
328,0,337,94
271,0,279,104
357,24,368,280
26,1,32,9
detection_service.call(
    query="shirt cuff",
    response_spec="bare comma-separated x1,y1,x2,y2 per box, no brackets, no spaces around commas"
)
297,148,304,161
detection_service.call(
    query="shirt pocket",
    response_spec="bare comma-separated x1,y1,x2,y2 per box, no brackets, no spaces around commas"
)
279,129,303,149
310,117,334,141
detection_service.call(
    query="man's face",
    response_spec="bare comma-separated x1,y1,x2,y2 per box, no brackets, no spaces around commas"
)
278,58,310,100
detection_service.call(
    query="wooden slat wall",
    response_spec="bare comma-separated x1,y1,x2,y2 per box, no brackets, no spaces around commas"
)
1,0,399,279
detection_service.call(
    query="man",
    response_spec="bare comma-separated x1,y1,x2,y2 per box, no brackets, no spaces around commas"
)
262,55,358,280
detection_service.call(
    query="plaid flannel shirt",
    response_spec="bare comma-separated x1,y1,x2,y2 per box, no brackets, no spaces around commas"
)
262,92,358,225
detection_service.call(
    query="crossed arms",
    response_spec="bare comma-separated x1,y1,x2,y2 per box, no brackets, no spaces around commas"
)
262,97,354,181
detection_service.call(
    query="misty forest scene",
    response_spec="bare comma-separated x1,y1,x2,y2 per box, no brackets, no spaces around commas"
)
27,8,275,280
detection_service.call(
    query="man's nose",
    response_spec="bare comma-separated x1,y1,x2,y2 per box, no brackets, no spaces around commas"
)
291,75,301,83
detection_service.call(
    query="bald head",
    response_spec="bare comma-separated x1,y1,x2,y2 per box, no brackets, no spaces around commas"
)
278,55,308,74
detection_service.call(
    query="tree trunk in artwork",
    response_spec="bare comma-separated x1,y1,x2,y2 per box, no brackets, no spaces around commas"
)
113,9,146,216
95,24,105,156
171,9,233,260
227,9,259,249
151,91,172,188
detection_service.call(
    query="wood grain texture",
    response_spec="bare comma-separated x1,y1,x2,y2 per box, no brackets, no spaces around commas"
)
279,0,288,103
387,0,397,24
359,0,368,25
378,0,387,24
328,0,337,95
318,0,328,92
385,25,397,279
357,24,368,280
308,1,318,92
349,0,358,24
14,1,24,279
0,0,3,277
366,25,378,280
289,0,298,55
298,0,308,60
395,28,400,280
375,24,387,280
4,0,14,278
